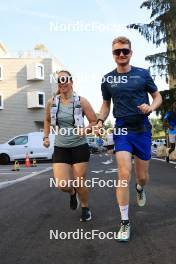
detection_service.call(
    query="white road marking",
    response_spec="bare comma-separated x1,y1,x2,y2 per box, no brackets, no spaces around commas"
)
105,168,118,173
0,165,50,171
0,173,14,175
0,167,52,190
152,157,176,165
91,170,104,173
101,160,113,165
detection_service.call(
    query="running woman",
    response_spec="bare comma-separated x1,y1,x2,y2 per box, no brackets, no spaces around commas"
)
163,100,176,162
97,36,162,241
44,70,97,221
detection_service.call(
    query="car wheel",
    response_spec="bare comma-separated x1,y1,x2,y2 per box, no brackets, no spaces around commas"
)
0,154,10,165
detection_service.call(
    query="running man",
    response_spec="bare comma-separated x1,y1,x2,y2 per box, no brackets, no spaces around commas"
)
97,36,162,241
163,100,176,162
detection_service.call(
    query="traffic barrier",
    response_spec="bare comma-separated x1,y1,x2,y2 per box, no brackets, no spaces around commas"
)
31,159,37,167
12,160,20,171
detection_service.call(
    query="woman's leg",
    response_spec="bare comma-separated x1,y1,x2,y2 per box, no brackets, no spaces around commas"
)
72,162,89,207
53,163,74,194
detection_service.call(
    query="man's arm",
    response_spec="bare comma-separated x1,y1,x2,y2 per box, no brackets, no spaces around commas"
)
98,100,111,126
137,91,162,114
150,91,163,111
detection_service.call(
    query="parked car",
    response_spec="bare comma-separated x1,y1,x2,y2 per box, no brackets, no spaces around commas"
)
152,138,167,148
0,132,55,165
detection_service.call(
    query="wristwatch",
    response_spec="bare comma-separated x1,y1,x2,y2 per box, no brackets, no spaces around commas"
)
43,136,49,141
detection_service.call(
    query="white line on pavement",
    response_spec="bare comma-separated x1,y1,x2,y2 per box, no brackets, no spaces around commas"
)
152,157,176,165
0,167,52,190
0,165,50,171
91,170,104,173
0,173,14,174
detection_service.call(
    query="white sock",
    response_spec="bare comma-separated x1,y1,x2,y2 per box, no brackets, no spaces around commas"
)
119,205,129,221
136,184,143,191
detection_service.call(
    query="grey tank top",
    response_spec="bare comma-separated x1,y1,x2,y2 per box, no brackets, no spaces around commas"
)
54,98,87,148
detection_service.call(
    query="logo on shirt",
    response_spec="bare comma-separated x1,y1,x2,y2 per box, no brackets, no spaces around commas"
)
130,75,141,79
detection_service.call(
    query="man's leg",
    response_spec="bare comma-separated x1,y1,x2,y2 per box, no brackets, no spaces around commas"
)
116,151,132,241
135,157,149,207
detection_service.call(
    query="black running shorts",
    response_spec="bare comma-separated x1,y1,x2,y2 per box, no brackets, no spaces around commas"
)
52,143,90,164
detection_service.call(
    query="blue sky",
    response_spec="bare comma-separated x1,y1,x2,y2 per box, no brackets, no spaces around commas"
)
0,0,168,118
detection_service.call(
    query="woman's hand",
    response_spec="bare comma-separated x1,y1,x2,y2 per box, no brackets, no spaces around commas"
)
43,138,50,148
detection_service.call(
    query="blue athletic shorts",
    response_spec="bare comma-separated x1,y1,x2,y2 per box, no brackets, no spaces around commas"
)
114,118,152,160
113,130,152,161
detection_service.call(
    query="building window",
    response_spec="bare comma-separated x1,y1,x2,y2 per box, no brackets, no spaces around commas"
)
0,65,3,80
38,93,44,106
27,91,45,108
0,93,4,109
37,65,44,79
26,63,44,81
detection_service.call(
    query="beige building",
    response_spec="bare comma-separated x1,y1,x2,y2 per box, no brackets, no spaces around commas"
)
0,43,63,143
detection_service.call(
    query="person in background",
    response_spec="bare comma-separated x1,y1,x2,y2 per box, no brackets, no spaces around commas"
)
163,100,176,162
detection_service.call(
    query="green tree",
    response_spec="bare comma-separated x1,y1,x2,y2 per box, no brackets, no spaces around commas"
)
150,118,164,136
127,0,176,86
104,119,113,130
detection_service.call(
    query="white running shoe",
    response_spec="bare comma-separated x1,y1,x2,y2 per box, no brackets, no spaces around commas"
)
136,186,146,207
116,221,131,242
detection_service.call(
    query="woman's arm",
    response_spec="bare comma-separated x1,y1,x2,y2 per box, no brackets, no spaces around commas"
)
43,98,52,147
80,97,97,134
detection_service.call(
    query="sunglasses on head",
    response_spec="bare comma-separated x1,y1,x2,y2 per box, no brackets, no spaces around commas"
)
113,48,131,56
58,76,72,84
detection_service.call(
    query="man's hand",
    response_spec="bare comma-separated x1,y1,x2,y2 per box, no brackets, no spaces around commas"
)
43,138,50,148
137,104,153,114
97,120,104,128
94,120,104,136
77,127,86,136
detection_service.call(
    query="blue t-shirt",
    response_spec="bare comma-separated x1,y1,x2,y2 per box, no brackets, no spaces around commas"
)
101,66,158,118
164,111,176,135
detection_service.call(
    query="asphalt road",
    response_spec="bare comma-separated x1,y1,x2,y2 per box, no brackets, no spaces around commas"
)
0,154,176,264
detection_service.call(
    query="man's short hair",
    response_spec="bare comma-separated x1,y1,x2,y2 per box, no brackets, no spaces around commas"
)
112,36,131,49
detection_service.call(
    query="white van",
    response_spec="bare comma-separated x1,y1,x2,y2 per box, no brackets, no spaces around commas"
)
0,132,55,164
